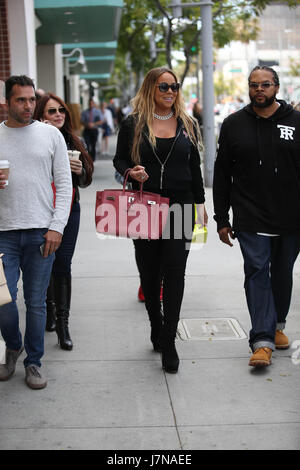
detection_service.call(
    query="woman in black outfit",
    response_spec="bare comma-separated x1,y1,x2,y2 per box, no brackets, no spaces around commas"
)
34,94,94,350
113,67,207,373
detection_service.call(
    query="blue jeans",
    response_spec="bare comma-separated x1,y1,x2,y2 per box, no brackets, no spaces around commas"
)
0,229,54,367
236,232,300,351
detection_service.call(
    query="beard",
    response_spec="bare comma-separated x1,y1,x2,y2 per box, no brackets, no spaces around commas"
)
249,92,277,108
9,110,33,125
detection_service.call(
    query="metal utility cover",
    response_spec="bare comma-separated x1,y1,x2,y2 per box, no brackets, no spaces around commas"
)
177,318,247,341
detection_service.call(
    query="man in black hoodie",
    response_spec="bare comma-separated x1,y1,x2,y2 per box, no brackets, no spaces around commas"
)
213,66,300,368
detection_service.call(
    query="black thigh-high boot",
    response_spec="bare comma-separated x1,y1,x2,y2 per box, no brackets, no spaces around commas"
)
46,274,56,332
161,321,179,373
149,309,164,352
158,201,192,372
140,276,163,352
160,264,187,373
134,242,163,352
54,275,73,350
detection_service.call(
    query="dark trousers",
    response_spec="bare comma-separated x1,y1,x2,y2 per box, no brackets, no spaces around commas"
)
236,231,300,351
83,128,98,161
134,201,194,329
52,202,80,277
134,237,190,327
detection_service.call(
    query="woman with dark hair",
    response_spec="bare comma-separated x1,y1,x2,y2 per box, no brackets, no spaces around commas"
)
113,67,207,373
192,101,203,135
34,93,94,350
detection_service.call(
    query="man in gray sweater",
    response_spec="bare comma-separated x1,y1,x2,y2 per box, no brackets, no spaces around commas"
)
0,75,72,389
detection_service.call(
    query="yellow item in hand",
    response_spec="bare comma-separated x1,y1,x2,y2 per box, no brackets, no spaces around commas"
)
192,205,208,243
192,224,207,243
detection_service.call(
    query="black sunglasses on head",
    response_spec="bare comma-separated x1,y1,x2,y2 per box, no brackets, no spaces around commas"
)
156,82,180,93
47,107,66,115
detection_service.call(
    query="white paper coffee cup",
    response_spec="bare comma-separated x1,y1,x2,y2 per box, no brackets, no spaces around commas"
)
0,160,10,186
67,150,80,160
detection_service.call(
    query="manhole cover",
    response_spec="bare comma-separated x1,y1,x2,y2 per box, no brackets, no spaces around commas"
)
177,318,247,341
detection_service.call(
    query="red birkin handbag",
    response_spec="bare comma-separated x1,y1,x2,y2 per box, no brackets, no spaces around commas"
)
95,170,169,239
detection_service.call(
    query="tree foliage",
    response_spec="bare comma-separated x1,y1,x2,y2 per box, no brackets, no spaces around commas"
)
111,0,300,101
288,57,300,76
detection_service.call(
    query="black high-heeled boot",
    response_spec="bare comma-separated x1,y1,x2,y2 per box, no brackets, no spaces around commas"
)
149,311,164,352
161,322,179,373
45,274,56,332
54,275,73,351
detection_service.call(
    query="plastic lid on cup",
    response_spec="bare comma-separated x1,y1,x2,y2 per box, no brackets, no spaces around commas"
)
0,160,9,168
67,150,80,159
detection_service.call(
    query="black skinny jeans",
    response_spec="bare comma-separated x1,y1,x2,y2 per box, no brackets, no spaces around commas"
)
134,200,195,327
52,201,80,277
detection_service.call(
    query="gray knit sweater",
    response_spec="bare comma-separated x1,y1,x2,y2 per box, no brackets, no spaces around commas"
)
0,120,72,234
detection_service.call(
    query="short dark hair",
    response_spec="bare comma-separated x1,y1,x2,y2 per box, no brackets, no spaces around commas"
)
5,75,35,101
248,66,280,86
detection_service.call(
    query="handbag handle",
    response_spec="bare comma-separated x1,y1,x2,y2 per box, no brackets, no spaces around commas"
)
123,168,143,200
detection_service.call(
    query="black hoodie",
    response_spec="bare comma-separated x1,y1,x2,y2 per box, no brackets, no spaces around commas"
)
213,100,300,234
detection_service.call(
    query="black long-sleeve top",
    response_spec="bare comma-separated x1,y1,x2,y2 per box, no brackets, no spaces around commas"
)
113,115,205,204
66,141,91,203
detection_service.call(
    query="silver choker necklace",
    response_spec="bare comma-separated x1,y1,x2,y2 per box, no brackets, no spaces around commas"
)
153,111,174,120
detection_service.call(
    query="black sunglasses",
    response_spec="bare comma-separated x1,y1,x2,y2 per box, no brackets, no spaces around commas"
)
249,82,276,90
156,82,180,93
47,107,66,115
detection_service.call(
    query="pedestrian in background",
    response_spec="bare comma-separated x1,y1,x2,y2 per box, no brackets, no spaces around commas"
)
114,67,207,374
192,100,203,135
35,88,45,100
0,76,72,389
107,98,117,130
34,93,94,351
116,106,125,129
213,66,300,368
80,98,103,161
100,102,113,155
294,102,300,112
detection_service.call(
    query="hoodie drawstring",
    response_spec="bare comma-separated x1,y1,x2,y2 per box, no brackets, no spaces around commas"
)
255,115,278,175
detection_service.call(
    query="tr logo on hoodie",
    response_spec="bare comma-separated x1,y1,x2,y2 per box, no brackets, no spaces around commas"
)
277,124,295,141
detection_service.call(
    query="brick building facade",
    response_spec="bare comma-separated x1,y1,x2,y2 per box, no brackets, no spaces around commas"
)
0,0,10,121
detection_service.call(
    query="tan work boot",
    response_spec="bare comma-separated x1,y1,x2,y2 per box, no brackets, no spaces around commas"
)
249,347,272,367
275,330,290,350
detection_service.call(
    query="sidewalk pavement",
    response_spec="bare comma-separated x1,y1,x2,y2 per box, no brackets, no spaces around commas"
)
0,134,300,451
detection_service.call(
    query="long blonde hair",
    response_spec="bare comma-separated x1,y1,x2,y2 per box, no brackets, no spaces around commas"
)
130,67,203,164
